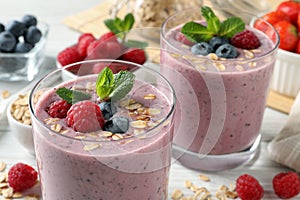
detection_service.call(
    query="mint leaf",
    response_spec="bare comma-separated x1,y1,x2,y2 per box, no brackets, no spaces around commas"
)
104,18,122,34
110,70,135,101
181,22,214,42
201,6,220,34
96,67,115,100
56,87,91,104
124,39,148,49
181,6,245,42
219,17,245,38
123,13,135,31
95,67,135,101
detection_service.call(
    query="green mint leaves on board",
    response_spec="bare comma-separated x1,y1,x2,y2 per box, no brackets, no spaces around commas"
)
55,87,91,104
181,6,245,42
96,67,135,101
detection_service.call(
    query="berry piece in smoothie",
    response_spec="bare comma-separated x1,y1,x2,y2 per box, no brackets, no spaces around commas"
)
66,100,105,133
272,171,300,199
230,30,261,50
215,44,238,58
47,100,72,118
209,36,229,51
99,101,117,120
8,163,38,192
236,174,264,200
191,42,213,56
103,116,130,133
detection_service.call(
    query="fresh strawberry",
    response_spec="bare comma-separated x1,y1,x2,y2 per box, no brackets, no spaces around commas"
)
277,1,300,26
273,20,298,51
120,48,146,65
8,163,38,192
77,33,96,57
230,30,261,50
47,100,72,118
254,11,290,32
57,45,83,66
66,100,105,133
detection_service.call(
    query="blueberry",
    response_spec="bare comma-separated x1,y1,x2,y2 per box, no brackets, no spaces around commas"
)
14,42,33,53
215,44,238,59
21,14,37,28
0,23,4,33
0,31,17,52
104,116,129,134
6,20,26,37
209,37,229,51
24,26,42,45
191,42,213,56
99,102,117,120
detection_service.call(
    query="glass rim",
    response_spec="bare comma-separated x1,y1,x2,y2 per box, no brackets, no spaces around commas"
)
160,7,280,67
29,59,176,143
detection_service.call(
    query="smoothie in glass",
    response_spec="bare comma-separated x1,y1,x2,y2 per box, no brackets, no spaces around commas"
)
160,7,279,171
29,60,176,199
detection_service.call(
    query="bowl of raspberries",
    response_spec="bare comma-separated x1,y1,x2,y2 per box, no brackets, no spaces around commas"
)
57,31,147,81
0,14,49,82
254,0,300,97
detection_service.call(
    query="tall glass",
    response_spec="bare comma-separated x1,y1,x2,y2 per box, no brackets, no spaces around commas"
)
160,7,279,171
29,59,176,199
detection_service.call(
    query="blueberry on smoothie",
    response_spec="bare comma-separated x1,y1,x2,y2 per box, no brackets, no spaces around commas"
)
215,44,238,58
104,116,129,134
209,37,229,51
99,102,117,120
191,42,213,56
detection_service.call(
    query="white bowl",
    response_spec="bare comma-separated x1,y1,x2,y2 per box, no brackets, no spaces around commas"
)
6,95,34,155
271,49,300,97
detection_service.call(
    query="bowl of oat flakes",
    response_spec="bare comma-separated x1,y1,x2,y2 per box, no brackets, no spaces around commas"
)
6,92,35,155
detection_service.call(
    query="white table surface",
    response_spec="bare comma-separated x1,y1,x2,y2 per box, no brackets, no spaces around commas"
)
0,1,297,199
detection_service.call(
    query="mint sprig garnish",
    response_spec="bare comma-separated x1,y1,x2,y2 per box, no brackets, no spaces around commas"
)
55,87,91,104
181,6,245,42
96,67,135,101
104,13,148,48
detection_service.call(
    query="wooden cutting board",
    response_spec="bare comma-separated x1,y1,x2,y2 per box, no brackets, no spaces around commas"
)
62,0,294,114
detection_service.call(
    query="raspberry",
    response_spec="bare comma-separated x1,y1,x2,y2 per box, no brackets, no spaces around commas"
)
120,48,146,65
273,172,300,199
236,174,264,200
98,31,118,43
66,100,105,133
92,62,132,74
47,100,72,118
87,40,122,60
57,45,83,66
8,163,38,192
230,30,261,50
175,32,194,46
77,33,96,57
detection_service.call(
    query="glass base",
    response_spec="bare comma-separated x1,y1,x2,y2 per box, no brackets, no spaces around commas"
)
172,134,261,171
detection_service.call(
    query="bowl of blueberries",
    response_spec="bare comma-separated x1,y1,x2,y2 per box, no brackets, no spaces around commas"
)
0,14,49,81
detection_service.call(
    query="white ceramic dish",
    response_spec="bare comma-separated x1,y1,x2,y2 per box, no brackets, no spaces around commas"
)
271,49,300,97
6,95,34,155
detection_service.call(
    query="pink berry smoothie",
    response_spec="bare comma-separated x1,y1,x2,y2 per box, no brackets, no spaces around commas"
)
160,22,278,165
30,69,175,200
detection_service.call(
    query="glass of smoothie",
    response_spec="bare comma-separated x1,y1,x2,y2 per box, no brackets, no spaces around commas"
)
160,6,279,171
29,59,176,199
